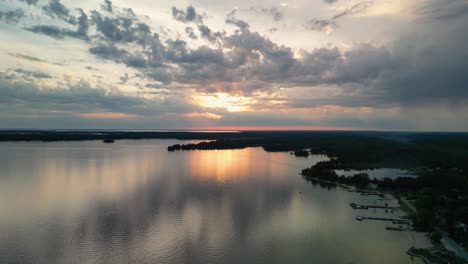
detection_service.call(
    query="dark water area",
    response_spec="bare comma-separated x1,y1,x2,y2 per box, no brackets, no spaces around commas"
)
0,140,423,264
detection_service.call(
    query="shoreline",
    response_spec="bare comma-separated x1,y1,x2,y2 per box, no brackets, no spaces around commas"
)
304,174,468,264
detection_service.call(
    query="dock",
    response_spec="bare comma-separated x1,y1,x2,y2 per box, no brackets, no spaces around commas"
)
378,198,394,201
355,215,412,224
355,190,385,196
386,226,413,231
350,203,398,210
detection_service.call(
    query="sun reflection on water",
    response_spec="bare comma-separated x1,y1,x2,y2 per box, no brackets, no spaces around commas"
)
187,148,298,183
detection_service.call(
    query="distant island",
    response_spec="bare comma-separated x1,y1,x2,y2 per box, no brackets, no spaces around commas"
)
0,130,240,142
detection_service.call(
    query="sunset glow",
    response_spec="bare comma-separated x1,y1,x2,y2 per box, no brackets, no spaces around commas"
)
0,0,467,130
192,126,374,131
194,93,252,112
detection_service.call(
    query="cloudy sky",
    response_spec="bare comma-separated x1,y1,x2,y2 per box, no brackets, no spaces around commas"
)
0,0,467,130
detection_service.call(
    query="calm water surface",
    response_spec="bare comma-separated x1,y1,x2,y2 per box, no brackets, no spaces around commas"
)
0,140,423,264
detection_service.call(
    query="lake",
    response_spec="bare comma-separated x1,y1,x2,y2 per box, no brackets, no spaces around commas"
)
0,140,424,264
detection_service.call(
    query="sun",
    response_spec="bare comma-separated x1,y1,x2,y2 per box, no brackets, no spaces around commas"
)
194,93,251,112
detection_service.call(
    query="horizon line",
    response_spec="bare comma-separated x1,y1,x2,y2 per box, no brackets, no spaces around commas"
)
1,128,468,133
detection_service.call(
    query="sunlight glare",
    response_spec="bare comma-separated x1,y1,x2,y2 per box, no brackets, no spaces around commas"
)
194,93,251,112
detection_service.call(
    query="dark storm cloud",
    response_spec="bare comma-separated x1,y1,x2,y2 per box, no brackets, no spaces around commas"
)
171,5,224,43
165,40,225,64
0,9,25,23
19,0,39,5
125,54,149,68
373,23,468,105
89,24,164,68
75,8,89,38
146,68,173,85
101,0,113,13
334,44,391,84
282,96,377,109
26,25,67,38
172,5,200,23
26,24,88,40
83,4,468,106
288,21,468,106
90,10,151,44
197,24,224,43
89,42,129,60
0,77,140,113
33,4,149,42
198,24,211,38
19,0,468,108
214,111,409,130
42,0,76,24
124,27,297,86
305,1,372,32
223,29,295,78
185,5,197,21
416,0,468,21
26,4,89,40
30,5,151,43
0,74,197,117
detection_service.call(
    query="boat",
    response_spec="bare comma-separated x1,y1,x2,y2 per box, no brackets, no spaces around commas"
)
103,139,115,143
356,216,363,221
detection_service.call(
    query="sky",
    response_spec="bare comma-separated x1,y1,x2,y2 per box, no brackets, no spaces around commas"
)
0,0,467,131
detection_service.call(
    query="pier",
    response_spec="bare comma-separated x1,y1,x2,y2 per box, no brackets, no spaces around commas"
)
378,198,394,201
355,215,412,224
350,203,398,210
386,226,412,231
355,190,384,197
